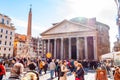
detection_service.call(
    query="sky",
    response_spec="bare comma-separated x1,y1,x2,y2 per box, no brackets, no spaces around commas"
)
0,0,118,50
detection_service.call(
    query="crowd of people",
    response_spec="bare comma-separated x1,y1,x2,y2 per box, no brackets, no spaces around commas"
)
0,57,120,80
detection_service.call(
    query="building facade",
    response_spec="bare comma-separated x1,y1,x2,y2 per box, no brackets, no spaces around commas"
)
32,37,43,57
41,17,110,60
13,33,27,57
13,33,43,58
0,14,15,57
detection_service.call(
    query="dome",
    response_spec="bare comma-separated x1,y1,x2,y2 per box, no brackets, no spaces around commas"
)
70,17,88,24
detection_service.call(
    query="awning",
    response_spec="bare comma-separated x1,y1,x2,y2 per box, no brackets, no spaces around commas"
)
101,51,120,60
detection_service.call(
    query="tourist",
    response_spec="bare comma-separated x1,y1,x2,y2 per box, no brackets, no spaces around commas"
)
105,61,111,76
56,60,62,80
21,62,39,80
0,60,6,80
59,60,69,80
39,60,44,75
82,60,89,72
95,66,108,80
9,59,24,79
55,59,59,77
69,59,75,73
114,66,120,80
49,59,56,79
74,63,84,80
74,61,79,72
43,61,48,74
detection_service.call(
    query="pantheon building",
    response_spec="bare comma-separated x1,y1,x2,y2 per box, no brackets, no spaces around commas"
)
41,17,110,60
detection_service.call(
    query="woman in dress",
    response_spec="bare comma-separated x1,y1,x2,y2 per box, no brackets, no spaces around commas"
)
59,60,69,80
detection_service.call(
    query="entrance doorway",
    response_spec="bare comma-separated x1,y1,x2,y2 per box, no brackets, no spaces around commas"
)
71,45,76,59
71,38,77,59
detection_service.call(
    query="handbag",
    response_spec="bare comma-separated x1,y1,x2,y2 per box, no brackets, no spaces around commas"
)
60,72,65,76
60,66,65,77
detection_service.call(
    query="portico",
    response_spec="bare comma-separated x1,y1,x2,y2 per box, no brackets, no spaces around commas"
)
42,35,97,60
41,19,99,60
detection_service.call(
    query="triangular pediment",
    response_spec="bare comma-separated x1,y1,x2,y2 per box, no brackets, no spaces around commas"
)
41,20,96,35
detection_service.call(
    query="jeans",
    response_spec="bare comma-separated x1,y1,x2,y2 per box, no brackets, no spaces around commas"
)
50,70,54,78
39,68,42,75
0,75,3,80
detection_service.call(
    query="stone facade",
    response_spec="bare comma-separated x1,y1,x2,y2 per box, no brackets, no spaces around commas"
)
41,17,110,60
0,13,15,57
13,33,27,57
13,33,43,58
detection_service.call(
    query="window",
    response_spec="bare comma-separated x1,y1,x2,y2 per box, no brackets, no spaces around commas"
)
4,48,6,51
5,36,7,39
9,42,11,46
7,20,9,25
1,29,3,33
0,41,1,44
10,37,12,39
9,48,11,51
5,41,7,45
2,18,4,24
10,32,12,35
6,30,8,34
0,35,2,38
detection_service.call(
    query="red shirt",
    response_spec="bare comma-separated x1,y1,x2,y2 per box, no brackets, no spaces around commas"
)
0,64,6,75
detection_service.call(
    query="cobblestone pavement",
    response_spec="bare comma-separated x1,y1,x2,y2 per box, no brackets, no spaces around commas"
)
3,70,112,80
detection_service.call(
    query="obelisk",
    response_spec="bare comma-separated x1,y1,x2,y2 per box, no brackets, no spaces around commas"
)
26,5,33,57
27,5,32,41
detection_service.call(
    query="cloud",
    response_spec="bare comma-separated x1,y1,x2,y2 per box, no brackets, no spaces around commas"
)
56,0,118,50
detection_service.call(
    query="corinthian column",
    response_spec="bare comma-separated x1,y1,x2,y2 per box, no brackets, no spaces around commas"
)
48,39,50,53
76,37,79,60
54,39,56,58
84,37,88,59
93,36,97,60
69,37,71,59
61,38,63,59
